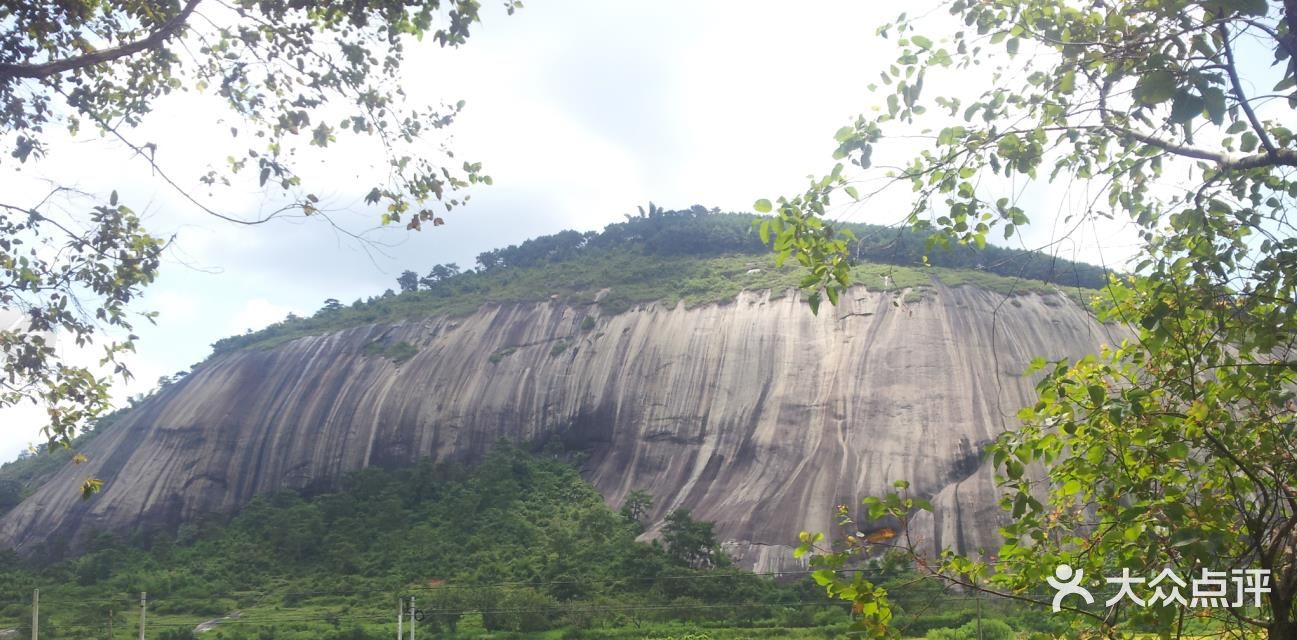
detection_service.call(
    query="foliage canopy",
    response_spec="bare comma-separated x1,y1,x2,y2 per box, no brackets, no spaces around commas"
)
1,0,513,450
766,0,1297,638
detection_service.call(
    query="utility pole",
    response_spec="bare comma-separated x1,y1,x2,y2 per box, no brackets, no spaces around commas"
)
139,591,147,640
408,596,415,640
31,589,38,640
397,596,403,640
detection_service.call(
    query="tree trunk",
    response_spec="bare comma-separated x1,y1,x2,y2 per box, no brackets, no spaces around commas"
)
1271,619,1297,640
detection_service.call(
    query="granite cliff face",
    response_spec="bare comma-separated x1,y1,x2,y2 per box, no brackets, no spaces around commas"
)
0,284,1121,570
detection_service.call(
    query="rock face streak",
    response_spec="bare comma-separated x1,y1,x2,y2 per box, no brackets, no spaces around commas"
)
0,286,1121,570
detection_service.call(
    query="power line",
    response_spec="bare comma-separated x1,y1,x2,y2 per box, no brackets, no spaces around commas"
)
23,567,906,604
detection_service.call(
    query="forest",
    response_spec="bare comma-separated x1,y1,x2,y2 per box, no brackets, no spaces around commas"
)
0,445,1076,639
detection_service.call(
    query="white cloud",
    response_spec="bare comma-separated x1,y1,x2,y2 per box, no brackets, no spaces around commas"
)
1,0,1157,460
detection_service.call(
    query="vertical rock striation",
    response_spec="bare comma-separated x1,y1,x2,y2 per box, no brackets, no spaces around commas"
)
0,285,1122,570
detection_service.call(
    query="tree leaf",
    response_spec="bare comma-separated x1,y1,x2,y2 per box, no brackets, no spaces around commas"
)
1169,90,1203,124
1133,70,1176,106
1240,131,1259,153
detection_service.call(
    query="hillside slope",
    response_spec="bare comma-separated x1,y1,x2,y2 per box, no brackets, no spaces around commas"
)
0,278,1120,570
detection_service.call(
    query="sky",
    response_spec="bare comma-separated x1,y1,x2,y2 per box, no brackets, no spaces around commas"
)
0,0,1161,461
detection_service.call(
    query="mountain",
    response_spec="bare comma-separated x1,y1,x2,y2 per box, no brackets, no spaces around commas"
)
0,211,1122,571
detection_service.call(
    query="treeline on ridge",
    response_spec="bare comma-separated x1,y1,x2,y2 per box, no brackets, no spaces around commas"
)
459,206,1108,289
208,207,1107,357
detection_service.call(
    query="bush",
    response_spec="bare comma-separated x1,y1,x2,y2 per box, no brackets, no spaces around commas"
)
481,587,558,633
812,606,851,626
924,618,1014,640
776,605,817,627
902,610,978,636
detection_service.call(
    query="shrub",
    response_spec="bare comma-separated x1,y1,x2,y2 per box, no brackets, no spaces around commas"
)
481,587,558,633
812,606,851,626
363,340,418,365
924,618,1014,640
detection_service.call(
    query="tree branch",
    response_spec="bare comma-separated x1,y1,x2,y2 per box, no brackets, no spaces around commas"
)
1097,74,1297,171
0,0,204,82
1219,22,1279,159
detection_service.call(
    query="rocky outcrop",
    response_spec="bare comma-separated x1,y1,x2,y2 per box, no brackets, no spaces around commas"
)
0,285,1122,570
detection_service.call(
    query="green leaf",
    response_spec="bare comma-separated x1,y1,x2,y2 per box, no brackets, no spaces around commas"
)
80,477,104,499
1167,442,1189,460
1058,70,1075,93
1203,87,1227,124
1133,70,1176,106
1240,131,1259,153
753,198,773,213
911,35,933,49
1201,0,1267,15
1087,384,1106,406
1169,91,1203,124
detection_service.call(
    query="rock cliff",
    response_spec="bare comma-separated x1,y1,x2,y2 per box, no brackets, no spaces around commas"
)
0,284,1122,571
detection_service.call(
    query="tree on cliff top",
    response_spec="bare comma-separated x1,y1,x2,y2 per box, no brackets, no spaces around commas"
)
764,0,1297,638
1,0,515,456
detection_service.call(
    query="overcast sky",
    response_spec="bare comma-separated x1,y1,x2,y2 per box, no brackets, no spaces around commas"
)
0,0,1160,461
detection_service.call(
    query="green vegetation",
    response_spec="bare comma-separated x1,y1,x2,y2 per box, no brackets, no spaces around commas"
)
0,445,74,518
0,447,1067,639
211,212,1101,357
362,340,419,366
488,346,518,365
762,0,1297,637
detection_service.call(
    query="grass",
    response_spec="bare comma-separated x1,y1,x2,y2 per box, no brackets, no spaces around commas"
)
929,266,1063,295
